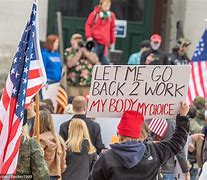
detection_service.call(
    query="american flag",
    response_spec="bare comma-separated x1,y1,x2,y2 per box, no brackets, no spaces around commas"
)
0,2,46,175
56,84,68,114
148,118,168,138
187,30,207,104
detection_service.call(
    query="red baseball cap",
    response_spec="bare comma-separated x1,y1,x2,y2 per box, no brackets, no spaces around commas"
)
150,34,161,43
117,111,144,138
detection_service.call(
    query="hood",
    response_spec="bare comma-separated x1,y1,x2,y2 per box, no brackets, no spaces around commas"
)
110,141,146,169
94,5,101,13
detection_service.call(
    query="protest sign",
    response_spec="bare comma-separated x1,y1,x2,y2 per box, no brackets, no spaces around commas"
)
86,65,191,118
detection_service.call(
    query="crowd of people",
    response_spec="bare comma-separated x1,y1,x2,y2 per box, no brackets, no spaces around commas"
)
13,94,207,180
0,0,206,179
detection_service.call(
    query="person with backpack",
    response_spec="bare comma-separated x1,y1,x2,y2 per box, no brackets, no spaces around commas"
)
85,0,116,65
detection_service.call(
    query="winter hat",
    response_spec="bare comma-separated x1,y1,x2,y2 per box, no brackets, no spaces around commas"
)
150,34,161,43
117,111,144,138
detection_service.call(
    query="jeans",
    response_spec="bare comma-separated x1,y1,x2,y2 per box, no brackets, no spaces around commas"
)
94,42,110,65
190,168,198,180
162,173,175,180
50,176,58,180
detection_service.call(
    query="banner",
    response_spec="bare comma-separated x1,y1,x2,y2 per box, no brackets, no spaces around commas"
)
87,65,191,118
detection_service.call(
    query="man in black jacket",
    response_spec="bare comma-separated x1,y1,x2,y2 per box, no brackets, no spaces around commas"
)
59,96,105,154
140,34,170,65
88,102,189,180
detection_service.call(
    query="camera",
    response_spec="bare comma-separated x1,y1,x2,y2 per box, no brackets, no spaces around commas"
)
78,40,95,51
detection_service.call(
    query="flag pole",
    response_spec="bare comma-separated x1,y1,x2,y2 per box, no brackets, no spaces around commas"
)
35,93,40,143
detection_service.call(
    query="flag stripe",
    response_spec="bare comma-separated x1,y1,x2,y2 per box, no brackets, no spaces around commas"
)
203,61,207,97
0,136,21,174
157,121,166,136
1,89,10,111
3,99,18,162
26,84,42,97
57,94,68,105
191,63,199,97
28,68,42,79
198,62,205,93
3,118,22,164
149,118,159,132
27,76,44,89
149,118,168,138
155,120,164,134
194,63,204,96
160,123,168,137
148,118,156,129
55,85,68,114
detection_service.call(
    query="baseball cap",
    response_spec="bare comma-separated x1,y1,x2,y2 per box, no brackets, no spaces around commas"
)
150,34,162,43
71,33,82,40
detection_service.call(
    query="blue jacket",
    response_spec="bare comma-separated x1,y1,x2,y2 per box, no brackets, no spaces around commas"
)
127,52,141,65
41,48,62,82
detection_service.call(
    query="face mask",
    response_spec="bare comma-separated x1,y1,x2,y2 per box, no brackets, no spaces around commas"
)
150,41,161,50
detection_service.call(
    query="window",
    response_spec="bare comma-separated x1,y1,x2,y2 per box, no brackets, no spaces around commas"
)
111,0,144,21
57,0,93,17
56,0,144,22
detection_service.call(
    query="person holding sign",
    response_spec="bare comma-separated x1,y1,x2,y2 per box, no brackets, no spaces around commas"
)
88,102,189,180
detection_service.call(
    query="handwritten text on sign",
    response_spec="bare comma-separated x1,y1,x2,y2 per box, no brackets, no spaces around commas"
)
86,65,191,118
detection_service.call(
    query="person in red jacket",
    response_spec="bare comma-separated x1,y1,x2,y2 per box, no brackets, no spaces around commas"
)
85,0,116,65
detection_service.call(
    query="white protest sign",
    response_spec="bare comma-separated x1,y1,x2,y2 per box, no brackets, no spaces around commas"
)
86,65,191,118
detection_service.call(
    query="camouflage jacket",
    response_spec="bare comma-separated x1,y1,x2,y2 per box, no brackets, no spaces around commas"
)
16,136,49,180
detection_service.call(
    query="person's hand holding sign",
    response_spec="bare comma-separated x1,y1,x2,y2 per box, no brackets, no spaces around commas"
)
179,102,189,117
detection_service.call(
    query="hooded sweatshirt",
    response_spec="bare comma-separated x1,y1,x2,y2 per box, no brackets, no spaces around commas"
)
110,141,146,169
88,115,189,180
